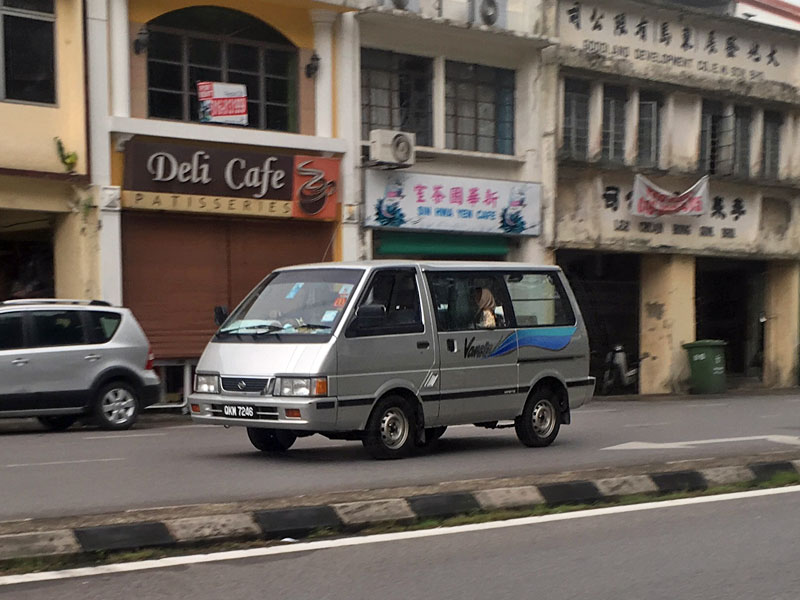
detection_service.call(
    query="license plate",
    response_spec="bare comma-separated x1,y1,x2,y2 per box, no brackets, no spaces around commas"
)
222,405,255,418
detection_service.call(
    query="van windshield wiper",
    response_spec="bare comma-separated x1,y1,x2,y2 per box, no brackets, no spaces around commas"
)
296,323,332,331
218,324,283,336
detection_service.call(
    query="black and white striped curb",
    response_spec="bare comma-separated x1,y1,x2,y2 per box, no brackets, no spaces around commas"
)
2,459,798,562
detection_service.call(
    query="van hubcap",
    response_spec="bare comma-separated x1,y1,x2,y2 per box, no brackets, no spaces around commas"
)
532,400,556,437
380,408,409,450
102,389,135,425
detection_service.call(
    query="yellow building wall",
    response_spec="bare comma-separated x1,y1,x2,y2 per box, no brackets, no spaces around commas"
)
763,261,800,388
53,207,100,300
0,0,87,176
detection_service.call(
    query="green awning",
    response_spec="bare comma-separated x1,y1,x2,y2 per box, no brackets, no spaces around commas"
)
375,231,509,257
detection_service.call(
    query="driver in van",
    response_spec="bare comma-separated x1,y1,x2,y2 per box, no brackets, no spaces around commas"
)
473,287,497,329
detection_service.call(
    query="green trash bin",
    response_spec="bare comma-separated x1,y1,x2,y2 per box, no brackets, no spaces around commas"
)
682,340,727,394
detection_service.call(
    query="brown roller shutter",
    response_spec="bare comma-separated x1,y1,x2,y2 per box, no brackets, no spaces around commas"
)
122,212,334,359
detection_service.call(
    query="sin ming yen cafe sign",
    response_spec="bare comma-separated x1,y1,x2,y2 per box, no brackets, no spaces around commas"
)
121,139,339,220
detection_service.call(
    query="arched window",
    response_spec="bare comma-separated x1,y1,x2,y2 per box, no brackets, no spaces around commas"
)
146,7,297,132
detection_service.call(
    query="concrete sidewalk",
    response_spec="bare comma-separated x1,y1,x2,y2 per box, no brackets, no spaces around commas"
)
3,450,799,564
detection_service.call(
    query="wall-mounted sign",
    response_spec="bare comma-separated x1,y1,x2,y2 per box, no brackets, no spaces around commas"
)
559,0,796,87
197,81,248,126
121,139,338,221
364,170,541,236
632,174,708,217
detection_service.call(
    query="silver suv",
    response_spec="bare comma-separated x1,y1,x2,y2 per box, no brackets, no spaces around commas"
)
0,299,160,431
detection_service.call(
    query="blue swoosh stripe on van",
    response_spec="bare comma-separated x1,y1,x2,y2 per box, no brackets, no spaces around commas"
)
488,326,577,358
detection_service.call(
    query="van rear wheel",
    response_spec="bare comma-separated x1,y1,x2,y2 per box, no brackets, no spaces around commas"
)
515,387,561,447
363,395,415,459
247,427,296,452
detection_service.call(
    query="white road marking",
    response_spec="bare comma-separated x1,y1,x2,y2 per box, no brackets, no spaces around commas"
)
623,422,671,428
83,433,166,440
683,402,729,408
2,485,799,587
4,458,125,468
575,408,618,414
603,434,800,451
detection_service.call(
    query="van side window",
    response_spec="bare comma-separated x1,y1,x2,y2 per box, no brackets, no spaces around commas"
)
347,269,423,337
0,312,24,350
426,272,512,331
30,310,86,347
505,272,575,327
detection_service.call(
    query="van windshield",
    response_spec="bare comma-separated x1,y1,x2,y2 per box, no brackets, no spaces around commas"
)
216,269,364,342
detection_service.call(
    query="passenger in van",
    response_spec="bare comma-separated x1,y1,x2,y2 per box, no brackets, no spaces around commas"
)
473,287,497,329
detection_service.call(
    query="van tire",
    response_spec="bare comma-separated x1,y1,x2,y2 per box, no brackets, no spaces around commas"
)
92,381,139,430
515,387,561,447
38,415,78,432
247,428,297,452
363,395,416,459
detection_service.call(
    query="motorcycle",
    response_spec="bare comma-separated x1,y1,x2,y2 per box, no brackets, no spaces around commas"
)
601,344,639,395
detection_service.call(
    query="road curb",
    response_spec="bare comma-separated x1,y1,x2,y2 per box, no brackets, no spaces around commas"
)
2,458,798,563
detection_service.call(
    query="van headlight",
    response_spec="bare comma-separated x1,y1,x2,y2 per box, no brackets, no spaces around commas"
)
195,374,220,394
275,377,328,397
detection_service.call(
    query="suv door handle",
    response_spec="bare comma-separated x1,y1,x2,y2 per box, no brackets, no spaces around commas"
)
84,354,101,362
446,339,457,353
11,358,28,366
416,341,430,349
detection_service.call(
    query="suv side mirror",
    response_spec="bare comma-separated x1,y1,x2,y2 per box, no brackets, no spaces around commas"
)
213,305,229,326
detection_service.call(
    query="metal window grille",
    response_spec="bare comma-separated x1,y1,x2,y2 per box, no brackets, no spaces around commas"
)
562,79,589,160
445,61,515,155
602,86,626,163
360,49,433,147
732,106,751,178
0,0,56,104
762,111,782,180
699,101,724,174
147,25,297,132
637,94,660,167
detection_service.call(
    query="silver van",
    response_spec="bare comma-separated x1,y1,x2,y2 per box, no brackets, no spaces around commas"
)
189,261,594,459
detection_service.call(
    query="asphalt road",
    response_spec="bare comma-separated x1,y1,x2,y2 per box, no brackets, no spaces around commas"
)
1,393,800,521
4,486,800,599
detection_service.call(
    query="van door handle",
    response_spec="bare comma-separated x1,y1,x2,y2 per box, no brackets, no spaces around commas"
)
84,354,101,362
11,358,28,366
446,339,457,353
416,341,430,349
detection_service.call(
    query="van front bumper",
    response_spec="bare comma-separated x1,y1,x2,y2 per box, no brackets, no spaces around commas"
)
188,393,337,430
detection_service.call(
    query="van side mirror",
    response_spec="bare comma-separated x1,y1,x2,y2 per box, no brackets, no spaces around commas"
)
213,305,229,326
354,304,386,329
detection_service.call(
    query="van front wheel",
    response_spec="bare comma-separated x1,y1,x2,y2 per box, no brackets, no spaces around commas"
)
515,387,561,447
247,428,296,452
363,396,415,459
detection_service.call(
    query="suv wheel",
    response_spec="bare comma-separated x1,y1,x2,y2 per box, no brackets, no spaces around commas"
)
93,381,139,430
37,415,78,432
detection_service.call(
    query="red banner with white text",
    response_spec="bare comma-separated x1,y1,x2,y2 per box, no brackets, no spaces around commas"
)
632,174,708,218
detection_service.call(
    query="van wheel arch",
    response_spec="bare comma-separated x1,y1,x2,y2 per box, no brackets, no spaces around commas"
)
524,377,570,425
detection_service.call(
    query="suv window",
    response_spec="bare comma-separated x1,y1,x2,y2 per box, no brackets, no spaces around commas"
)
504,272,575,327
87,311,122,344
426,272,512,331
347,269,423,337
30,310,86,347
0,312,24,350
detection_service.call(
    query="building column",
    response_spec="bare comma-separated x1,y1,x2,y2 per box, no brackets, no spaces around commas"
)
588,82,603,161
109,0,130,118
750,107,764,178
763,260,800,387
311,9,336,138
639,254,695,395
53,209,100,300
624,87,639,166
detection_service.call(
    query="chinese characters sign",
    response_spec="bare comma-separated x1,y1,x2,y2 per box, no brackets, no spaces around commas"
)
364,170,541,236
632,174,708,217
560,0,794,86
197,82,248,126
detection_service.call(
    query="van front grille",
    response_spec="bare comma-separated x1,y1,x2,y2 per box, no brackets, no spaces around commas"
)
221,377,273,394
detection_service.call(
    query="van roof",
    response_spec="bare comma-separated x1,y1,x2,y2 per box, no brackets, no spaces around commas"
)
276,260,562,272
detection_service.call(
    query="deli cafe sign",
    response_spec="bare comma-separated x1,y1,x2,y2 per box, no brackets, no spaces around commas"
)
121,139,339,220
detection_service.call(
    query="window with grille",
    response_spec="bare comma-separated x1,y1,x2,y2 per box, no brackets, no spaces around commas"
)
699,100,724,174
637,93,660,167
146,7,298,131
0,0,55,104
360,49,433,147
762,110,782,180
732,106,751,178
562,79,589,160
602,86,627,163
445,61,515,155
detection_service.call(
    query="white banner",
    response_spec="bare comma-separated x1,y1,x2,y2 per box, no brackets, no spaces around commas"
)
364,170,541,236
631,174,708,218
197,82,248,126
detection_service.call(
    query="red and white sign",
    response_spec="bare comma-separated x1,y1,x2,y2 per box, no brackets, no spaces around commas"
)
197,81,248,126
632,174,708,218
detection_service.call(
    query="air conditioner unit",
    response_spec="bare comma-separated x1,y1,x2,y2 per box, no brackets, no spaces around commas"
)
469,0,507,28
369,130,416,167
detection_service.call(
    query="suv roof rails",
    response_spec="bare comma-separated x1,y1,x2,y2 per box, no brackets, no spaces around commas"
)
1,298,113,307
